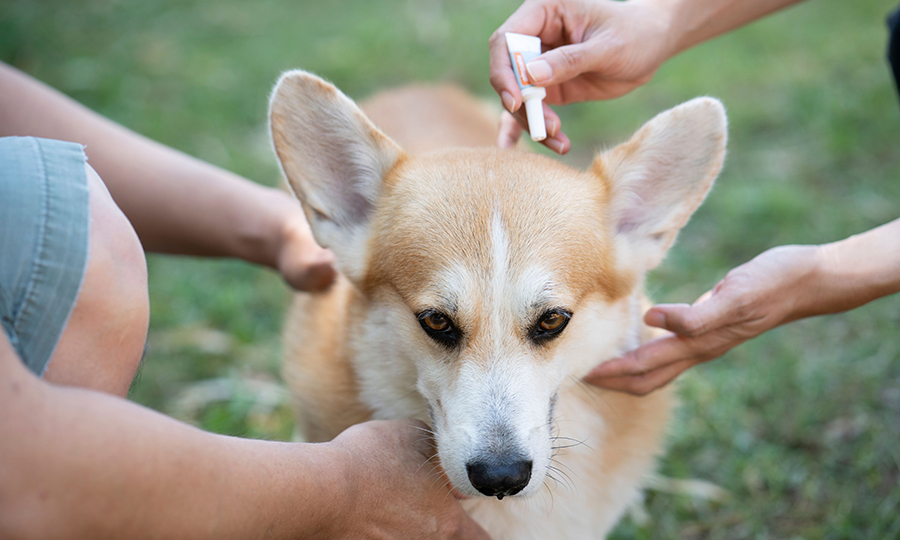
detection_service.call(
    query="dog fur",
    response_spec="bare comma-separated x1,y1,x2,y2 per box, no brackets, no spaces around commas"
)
271,71,727,539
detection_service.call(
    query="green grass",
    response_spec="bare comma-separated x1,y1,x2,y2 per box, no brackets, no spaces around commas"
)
3,0,899,537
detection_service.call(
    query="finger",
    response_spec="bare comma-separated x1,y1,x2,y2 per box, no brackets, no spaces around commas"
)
543,129,570,155
495,0,549,36
525,39,610,88
583,333,685,381
541,101,561,138
643,303,689,329
488,34,522,112
538,101,571,154
497,111,523,149
509,102,570,155
648,291,736,338
586,357,698,396
289,247,336,292
489,1,553,112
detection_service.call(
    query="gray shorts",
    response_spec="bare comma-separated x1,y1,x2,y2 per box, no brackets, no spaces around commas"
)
0,136,90,375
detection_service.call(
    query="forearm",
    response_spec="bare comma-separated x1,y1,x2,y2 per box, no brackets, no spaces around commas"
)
650,0,808,55
1,338,347,539
808,217,900,316
0,61,291,267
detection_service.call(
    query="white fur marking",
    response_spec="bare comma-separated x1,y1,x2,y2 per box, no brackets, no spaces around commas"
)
627,293,642,352
490,211,510,297
490,211,511,339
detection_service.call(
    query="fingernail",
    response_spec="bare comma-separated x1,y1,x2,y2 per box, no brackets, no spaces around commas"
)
645,310,666,328
546,116,559,137
545,137,566,155
501,91,516,113
525,60,552,84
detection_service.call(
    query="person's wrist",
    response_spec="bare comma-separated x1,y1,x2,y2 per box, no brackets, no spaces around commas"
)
218,184,296,272
290,441,360,539
782,243,832,322
634,0,686,56
618,0,684,74
647,0,728,56
260,188,300,270
314,441,363,539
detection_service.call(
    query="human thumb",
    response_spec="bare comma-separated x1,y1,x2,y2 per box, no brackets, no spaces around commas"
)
525,41,608,87
646,293,732,338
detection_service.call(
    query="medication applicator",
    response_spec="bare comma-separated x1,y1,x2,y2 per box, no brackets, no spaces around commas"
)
505,32,547,141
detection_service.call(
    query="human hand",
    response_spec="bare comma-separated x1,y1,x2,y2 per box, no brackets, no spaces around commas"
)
275,208,336,291
490,0,678,153
326,419,491,540
584,245,824,395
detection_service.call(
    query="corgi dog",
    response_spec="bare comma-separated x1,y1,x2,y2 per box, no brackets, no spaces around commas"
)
271,71,726,539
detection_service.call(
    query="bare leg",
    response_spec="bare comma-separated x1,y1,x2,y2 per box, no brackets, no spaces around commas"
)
43,164,149,397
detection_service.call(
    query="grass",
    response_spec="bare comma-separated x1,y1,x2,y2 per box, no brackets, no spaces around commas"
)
3,0,899,537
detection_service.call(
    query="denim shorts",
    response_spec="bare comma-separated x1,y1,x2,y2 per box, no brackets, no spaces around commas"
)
0,136,90,375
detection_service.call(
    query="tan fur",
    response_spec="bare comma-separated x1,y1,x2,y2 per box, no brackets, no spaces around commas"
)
362,85,500,153
282,276,370,442
273,72,726,539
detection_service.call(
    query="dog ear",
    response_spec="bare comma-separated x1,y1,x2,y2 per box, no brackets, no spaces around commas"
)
269,70,403,281
593,97,727,271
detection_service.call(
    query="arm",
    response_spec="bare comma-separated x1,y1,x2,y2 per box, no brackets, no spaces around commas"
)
489,0,807,153
667,0,809,54
0,62,333,291
584,218,900,395
0,331,488,540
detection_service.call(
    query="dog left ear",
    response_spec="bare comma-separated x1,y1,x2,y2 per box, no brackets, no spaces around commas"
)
269,70,403,282
594,97,727,272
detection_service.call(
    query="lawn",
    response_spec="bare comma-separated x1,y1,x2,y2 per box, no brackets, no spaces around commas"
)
3,0,899,537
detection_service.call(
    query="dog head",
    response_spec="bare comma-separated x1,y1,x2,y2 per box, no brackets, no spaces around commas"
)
270,71,726,499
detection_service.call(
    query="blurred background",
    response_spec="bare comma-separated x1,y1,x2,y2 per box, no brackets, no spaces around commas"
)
2,0,898,537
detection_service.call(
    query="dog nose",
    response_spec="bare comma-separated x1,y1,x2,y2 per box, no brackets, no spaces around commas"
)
466,458,532,499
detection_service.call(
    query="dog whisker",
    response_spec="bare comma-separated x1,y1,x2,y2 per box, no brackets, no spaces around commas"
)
437,477,457,503
427,469,449,491
541,475,556,512
547,463,575,493
414,453,442,476
411,425,437,437
549,455,579,482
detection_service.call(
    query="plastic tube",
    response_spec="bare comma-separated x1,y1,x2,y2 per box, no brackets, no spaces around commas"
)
505,32,547,142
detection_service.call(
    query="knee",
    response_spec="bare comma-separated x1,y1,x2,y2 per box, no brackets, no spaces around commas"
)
44,165,149,397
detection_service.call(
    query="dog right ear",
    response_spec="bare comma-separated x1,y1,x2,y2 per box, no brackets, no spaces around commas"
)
269,70,403,282
593,97,727,273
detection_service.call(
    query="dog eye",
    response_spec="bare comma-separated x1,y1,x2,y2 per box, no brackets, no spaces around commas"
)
417,310,460,349
539,312,566,332
422,312,450,332
531,309,571,344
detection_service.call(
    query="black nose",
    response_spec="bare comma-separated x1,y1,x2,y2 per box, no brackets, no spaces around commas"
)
466,458,532,499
